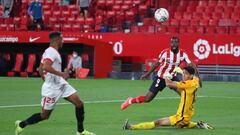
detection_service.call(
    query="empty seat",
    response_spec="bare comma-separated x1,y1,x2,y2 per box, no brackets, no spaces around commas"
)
216,27,227,34
62,24,72,31
7,53,24,77
206,26,216,34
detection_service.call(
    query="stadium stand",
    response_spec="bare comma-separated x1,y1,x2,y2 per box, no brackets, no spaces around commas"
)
0,0,238,34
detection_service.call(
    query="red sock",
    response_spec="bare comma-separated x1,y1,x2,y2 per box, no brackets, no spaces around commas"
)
131,96,145,103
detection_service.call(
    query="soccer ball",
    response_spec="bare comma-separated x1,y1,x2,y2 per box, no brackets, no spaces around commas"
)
154,8,169,23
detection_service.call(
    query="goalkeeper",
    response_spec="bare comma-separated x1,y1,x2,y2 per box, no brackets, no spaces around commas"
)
123,66,213,130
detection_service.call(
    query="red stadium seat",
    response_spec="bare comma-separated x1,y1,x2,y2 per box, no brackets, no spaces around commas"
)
49,17,58,25
76,68,89,79
173,12,183,20
236,27,240,34
215,6,224,13
170,19,179,26
123,0,132,6
180,19,190,26
115,0,123,5
125,11,134,22
202,13,212,20
112,5,121,12
167,26,178,34
62,24,72,31
0,24,7,31
216,27,227,34
186,26,197,34
62,10,70,17
212,12,222,20
13,17,21,26
190,20,199,26
72,24,82,32
195,6,205,13
8,24,15,31
106,0,114,8
208,0,217,6
143,18,154,25
179,26,187,34
53,24,61,31
183,12,192,20
67,17,75,25
130,25,139,33
209,19,218,26
156,26,167,34
59,17,67,24
206,26,216,34
97,0,106,9
138,5,147,16
85,17,95,26
229,27,236,34
227,0,236,6
53,11,61,18
199,19,209,26
196,26,205,34
7,53,24,77
71,10,79,18
75,16,85,25
21,54,36,77
198,0,208,6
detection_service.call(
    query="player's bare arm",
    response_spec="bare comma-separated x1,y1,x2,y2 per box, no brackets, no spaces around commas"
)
38,64,45,81
42,59,69,80
165,78,181,92
140,61,160,80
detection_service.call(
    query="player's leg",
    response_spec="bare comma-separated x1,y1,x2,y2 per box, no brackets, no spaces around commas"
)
121,77,166,110
15,98,54,135
63,85,95,135
123,117,171,130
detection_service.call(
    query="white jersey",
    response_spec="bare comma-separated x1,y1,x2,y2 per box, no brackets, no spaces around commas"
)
40,47,76,110
157,48,191,78
40,47,68,87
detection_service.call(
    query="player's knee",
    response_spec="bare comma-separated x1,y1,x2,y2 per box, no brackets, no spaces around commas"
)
75,100,84,108
41,113,50,120
144,97,153,102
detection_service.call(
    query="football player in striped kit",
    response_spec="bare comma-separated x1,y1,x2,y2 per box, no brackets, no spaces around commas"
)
121,36,200,110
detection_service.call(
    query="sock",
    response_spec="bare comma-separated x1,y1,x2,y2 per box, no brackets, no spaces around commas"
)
187,122,197,128
19,113,43,128
76,107,85,132
130,96,145,104
131,122,155,130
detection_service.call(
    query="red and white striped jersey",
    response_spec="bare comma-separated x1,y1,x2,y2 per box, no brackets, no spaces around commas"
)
157,48,191,78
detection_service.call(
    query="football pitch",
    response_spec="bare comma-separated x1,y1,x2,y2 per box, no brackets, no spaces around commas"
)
0,77,240,135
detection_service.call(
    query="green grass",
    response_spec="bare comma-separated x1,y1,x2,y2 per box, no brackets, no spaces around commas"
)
0,77,240,135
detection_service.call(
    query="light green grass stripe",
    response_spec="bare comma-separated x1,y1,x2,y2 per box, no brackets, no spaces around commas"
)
0,95,239,109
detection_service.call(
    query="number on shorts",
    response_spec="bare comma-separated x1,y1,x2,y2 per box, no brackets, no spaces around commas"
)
155,79,161,87
46,97,56,104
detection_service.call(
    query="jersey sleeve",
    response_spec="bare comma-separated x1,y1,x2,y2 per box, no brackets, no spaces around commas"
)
41,49,57,64
183,51,191,64
177,81,191,89
158,51,166,63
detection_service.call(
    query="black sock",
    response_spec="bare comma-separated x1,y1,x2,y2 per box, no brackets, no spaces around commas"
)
76,107,85,132
19,113,43,128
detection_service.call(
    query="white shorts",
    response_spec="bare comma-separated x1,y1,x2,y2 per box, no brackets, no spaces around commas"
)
41,82,77,110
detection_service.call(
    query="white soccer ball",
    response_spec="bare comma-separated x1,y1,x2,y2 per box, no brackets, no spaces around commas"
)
154,8,169,23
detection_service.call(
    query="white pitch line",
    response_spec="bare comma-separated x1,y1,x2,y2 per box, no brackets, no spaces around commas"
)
0,96,239,109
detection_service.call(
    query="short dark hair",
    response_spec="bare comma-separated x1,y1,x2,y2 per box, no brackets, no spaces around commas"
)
49,32,61,40
183,66,195,75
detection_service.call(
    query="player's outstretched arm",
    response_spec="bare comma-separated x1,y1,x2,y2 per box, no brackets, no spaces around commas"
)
42,59,69,79
140,61,160,80
165,78,182,92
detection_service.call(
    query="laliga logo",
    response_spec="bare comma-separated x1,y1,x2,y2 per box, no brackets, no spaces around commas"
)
193,39,211,60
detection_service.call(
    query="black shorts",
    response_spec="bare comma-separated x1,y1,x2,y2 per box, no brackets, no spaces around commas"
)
80,6,89,13
149,76,180,95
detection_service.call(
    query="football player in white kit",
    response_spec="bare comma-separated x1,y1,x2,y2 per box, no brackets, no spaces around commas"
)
15,32,95,135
